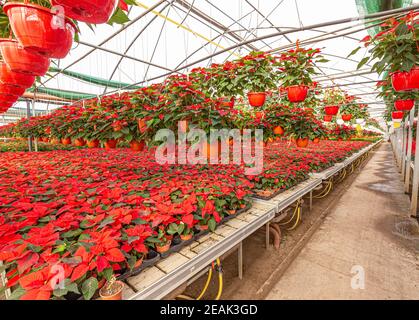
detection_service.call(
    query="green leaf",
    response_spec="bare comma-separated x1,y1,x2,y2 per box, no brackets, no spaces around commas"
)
98,217,114,229
357,57,369,70
347,46,361,58
8,287,26,300
81,277,98,300
208,218,216,232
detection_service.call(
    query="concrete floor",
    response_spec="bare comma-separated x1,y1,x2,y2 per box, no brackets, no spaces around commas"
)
266,143,419,300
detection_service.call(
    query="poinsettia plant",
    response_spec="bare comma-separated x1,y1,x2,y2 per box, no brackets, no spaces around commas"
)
349,11,418,74
234,51,277,93
275,46,327,87
323,88,346,106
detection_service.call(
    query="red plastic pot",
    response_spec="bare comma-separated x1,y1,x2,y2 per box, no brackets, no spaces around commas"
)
394,99,414,112
0,101,15,109
391,71,410,92
0,62,35,88
4,2,77,59
0,94,19,104
324,105,339,116
87,139,99,148
130,140,145,152
323,115,333,122
273,126,284,135
341,114,352,121
61,137,72,145
408,67,419,90
220,96,235,107
247,92,266,107
296,137,309,148
73,138,86,147
50,0,117,24
0,84,25,97
392,111,404,120
104,139,118,149
286,85,308,103
0,39,50,76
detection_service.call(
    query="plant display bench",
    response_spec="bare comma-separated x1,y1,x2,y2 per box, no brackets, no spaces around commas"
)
124,201,276,300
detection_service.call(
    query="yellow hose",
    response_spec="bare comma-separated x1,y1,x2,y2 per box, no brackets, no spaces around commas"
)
313,180,333,199
175,258,223,301
278,200,301,226
215,258,223,300
286,205,301,231
196,267,213,300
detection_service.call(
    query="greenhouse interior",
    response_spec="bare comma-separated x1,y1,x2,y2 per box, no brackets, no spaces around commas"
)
0,0,418,303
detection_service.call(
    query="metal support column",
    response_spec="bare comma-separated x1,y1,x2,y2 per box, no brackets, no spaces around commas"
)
26,100,33,152
405,108,414,193
410,103,419,217
309,190,313,211
401,123,407,177
238,242,243,280
32,99,38,152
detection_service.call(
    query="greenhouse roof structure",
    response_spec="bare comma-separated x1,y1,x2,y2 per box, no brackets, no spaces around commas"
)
0,0,417,125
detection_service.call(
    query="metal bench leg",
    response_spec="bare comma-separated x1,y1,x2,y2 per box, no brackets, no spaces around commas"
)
265,222,270,249
309,191,313,212
238,242,243,280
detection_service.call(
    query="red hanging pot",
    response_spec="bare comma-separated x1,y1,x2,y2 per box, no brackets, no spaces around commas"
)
286,85,308,103
391,71,410,92
0,94,19,104
87,139,99,148
73,138,86,147
130,140,145,152
0,39,50,76
247,92,266,107
296,137,309,148
220,96,235,107
324,105,339,116
392,111,404,120
408,67,419,90
0,84,25,97
0,101,15,110
4,2,77,59
50,0,117,24
61,137,72,145
394,99,414,111
323,115,333,122
0,63,35,88
104,139,118,149
341,114,352,121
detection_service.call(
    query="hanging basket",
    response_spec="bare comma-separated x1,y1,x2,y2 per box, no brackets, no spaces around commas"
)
0,63,35,88
0,84,25,97
392,111,404,120
391,71,410,92
4,2,77,59
341,114,352,121
0,93,19,104
323,115,333,122
247,92,266,107
286,85,308,103
408,67,419,90
0,39,50,76
50,0,117,24
296,137,309,148
394,99,414,112
324,105,339,116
